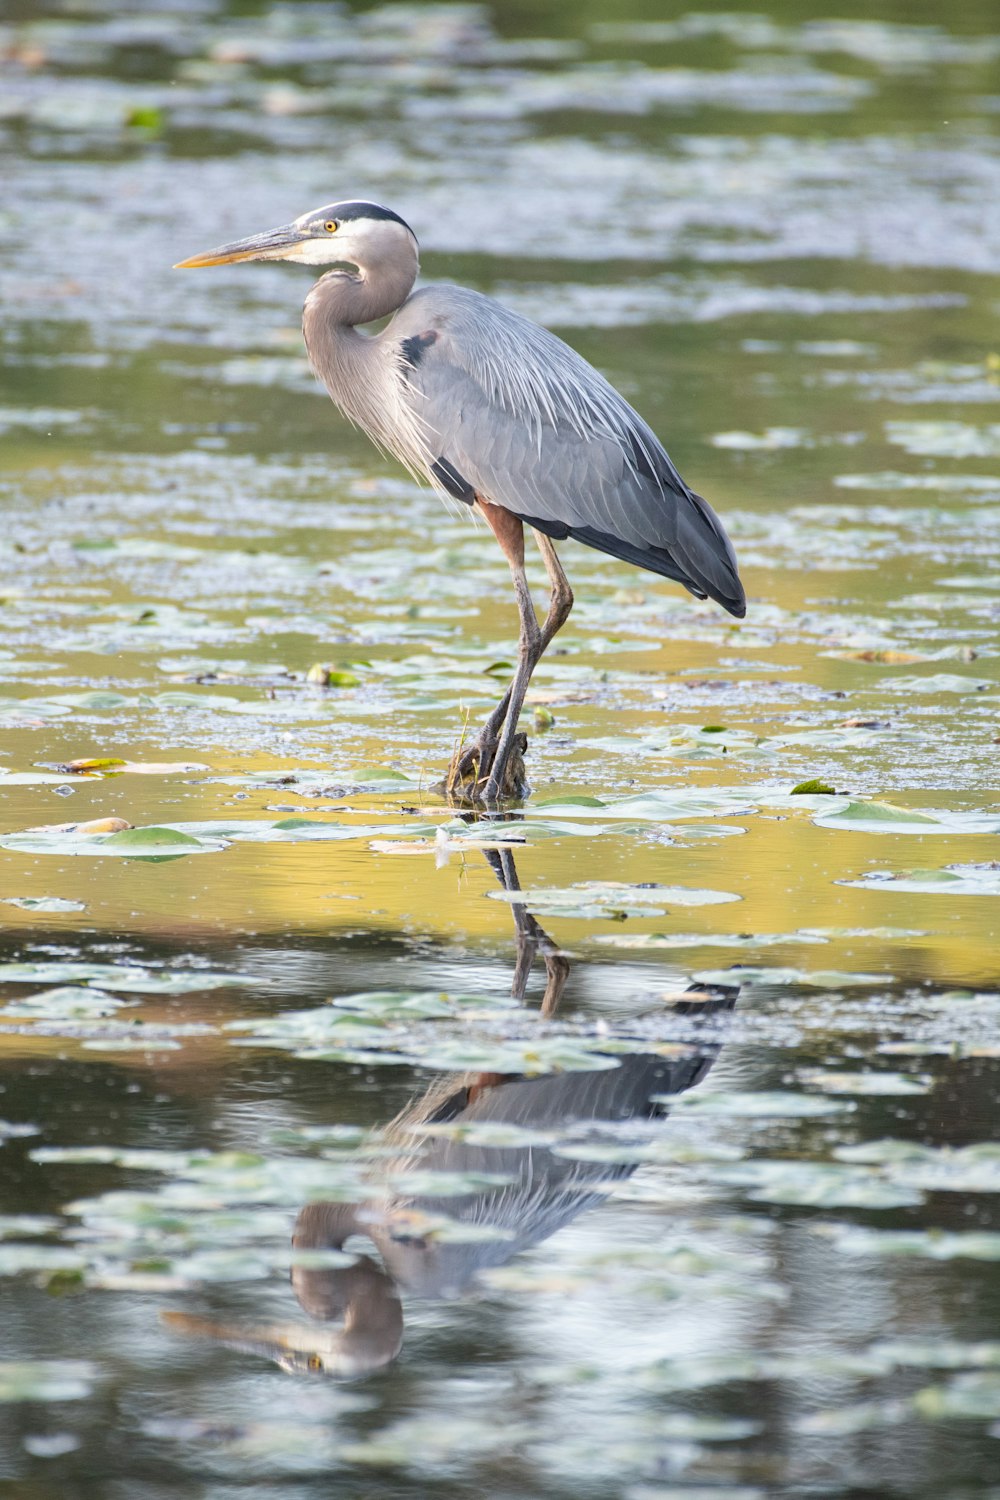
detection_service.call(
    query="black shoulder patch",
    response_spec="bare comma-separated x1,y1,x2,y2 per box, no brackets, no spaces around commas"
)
431,457,476,505
400,330,438,369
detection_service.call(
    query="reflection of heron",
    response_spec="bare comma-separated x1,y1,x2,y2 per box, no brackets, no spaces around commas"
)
176,200,746,802
166,849,736,1376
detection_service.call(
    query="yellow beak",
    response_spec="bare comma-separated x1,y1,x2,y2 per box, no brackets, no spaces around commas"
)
174,222,308,269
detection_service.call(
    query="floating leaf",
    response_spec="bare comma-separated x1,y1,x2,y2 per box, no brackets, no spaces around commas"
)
843,864,1000,896
0,1361,101,1403
0,823,227,858
665,1090,852,1118
1,987,129,1019
490,882,739,917
821,1225,1000,1261
814,799,940,831
61,757,126,772
59,758,208,776
798,1070,932,1095
913,1372,1000,1421
2,896,85,913
0,961,246,993
718,1160,923,1209
881,673,993,695
692,967,884,989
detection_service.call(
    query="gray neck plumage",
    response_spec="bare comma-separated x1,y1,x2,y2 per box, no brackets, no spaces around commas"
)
302,241,418,354
301,243,427,474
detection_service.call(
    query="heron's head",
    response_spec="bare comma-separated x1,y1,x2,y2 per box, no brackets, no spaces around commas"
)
174,199,418,272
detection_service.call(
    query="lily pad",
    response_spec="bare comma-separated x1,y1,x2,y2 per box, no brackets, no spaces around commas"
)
821,1225,1000,1261
813,799,943,832
665,1090,852,1118
489,882,740,917
797,1069,933,1095
0,1361,101,1403
842,864,1000,896
2,896,85,913
718,1160,923,1209
0,824,227,859
1,987,129,1019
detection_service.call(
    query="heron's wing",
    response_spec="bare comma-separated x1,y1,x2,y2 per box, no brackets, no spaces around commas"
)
395,287,745,617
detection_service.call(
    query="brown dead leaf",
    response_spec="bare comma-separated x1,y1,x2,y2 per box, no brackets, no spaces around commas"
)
23,817,132,836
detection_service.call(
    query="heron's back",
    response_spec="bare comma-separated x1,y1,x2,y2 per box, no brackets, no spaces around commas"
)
389,284,745,617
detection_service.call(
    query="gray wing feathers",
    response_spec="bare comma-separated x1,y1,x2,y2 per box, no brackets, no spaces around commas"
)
392,286,745,615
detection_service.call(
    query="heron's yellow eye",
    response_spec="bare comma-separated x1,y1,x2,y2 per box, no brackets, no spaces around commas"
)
307,1354,323,1371
324,220,338,234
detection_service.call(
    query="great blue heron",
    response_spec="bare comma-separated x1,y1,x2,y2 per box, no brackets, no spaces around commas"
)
176,200,746,802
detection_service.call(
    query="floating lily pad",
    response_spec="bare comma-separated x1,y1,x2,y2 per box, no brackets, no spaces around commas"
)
0,824,227,859
813,799,942,832
665,1090,852,1117
820,1225,1000,1261
2,896,85,913
692,967,884,989
0,987,129,1019
842,864,1000,896
0,961,246,993
490,882,740,918
0,1361,101,1403
718,1160,923,1208
798,1069,932,1095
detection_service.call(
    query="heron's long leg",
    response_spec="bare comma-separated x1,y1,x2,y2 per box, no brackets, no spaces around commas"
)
473,531,575,744
446,514,576,802
479,531,575,801
481,553,542,802
533,529,574,651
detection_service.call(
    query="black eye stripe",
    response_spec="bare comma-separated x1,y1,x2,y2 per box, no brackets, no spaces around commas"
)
307,201,416,240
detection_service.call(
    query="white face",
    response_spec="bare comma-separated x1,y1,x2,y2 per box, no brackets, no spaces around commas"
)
287,206,418,268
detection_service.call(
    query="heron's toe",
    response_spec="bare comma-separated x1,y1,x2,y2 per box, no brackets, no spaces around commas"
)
439,731,528,805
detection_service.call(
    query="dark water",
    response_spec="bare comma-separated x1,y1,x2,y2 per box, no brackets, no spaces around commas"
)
1,0,1000,1495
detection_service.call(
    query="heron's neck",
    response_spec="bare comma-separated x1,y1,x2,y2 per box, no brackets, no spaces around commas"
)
301,249,420,455
303,245,418,338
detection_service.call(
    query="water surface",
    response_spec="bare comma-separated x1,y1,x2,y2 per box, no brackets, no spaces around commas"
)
1,1,1000,1495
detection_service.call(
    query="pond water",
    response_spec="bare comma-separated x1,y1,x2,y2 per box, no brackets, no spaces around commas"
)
2,0,1000,1494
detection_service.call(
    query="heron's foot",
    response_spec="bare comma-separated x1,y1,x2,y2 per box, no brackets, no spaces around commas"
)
441,731,528,805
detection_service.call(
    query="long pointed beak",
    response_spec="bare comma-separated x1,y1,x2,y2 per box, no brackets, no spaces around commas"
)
174,222,309,269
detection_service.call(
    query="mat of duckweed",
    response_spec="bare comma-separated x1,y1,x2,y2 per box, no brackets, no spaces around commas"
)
3,0,1000,1496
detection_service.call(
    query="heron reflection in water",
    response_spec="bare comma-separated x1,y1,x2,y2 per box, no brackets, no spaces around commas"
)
166,851,737,1377
176,200,745,803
